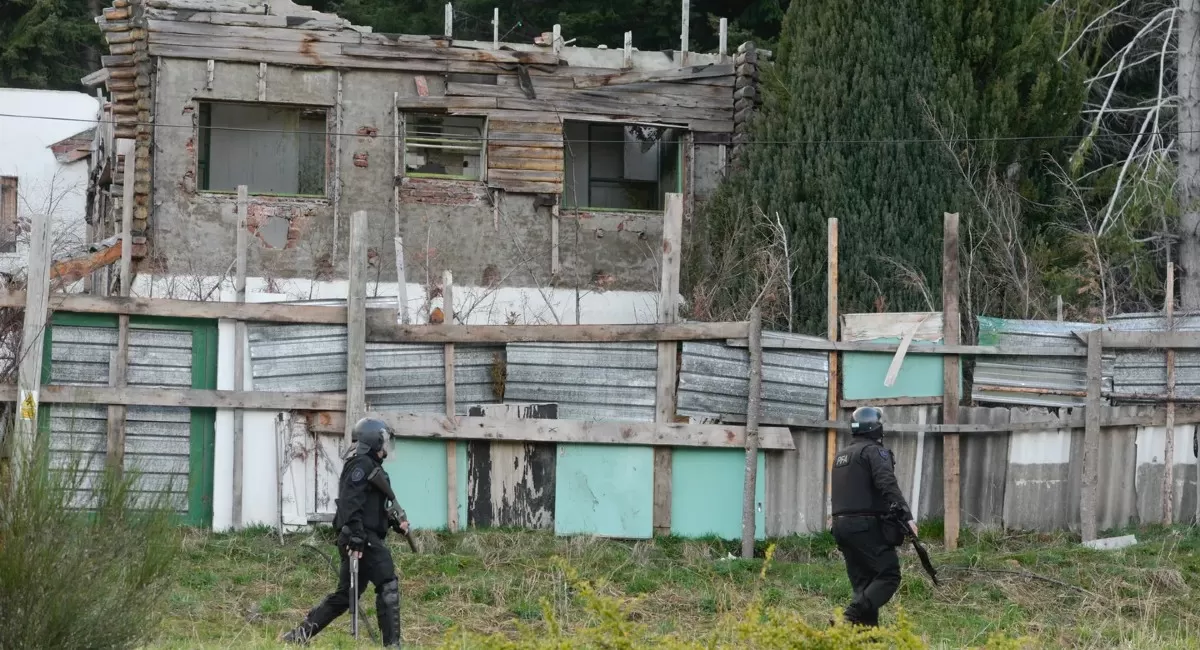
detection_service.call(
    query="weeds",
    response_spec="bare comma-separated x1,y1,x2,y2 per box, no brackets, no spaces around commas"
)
0,441,182,650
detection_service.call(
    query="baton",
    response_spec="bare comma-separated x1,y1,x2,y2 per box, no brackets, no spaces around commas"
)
349,553,359,639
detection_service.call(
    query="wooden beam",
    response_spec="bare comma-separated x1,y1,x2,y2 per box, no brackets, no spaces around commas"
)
0,385,346,411
1098,330,1200,349
741,305,763,558
232,185,249,530
106,318,129,472
1082,329,1102,542
443,270,459,533
942,211,961,551
727,338,1088,357
573,64,734,89
1164,262,1176,526
378,413,796,450
346,210,368,448
825,217,839,528
680,0,690,66
120,140,135,296
653,193,683,537
12,191,53,478
367,321,749,343
0,292,355,324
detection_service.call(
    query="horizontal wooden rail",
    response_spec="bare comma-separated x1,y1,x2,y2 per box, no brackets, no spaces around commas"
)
0,385,345,411
367,322,750,343
308,412,796,450
0,292,353,324
727,337,1087,357
758,407,1200,434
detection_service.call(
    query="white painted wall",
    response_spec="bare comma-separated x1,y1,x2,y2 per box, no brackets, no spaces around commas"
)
0,89,100,275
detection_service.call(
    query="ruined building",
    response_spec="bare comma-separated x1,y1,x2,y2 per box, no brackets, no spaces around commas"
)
84,0,760,300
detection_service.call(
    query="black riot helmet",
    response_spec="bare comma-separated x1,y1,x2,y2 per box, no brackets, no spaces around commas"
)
352,417,394,458
850,406,884,439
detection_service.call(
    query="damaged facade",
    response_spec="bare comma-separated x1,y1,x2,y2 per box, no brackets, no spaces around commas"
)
85,0,760,296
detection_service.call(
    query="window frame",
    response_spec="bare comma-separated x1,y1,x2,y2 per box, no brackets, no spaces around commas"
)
564,120,684,213
401,112,488,182
195,100,332,199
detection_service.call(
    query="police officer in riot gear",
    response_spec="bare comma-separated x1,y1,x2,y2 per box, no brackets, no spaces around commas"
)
282,417,410,647
829,406,917,627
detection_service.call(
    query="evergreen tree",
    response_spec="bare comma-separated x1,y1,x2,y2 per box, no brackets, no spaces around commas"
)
0,0,103,91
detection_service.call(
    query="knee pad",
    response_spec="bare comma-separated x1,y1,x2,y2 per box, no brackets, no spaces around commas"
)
380,578,400,607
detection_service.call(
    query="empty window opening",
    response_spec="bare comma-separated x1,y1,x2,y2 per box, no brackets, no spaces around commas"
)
404,114,486,181
563,121,681,211
197,102,328,196
0,176,16,253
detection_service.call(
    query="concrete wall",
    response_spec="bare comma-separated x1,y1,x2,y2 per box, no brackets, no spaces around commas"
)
0,89,99,275
149,57,719,292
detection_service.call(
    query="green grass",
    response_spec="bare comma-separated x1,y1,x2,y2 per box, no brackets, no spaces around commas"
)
146,523,1200,649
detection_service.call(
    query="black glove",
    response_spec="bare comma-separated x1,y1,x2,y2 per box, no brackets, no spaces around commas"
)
387,507,409,535
338,525,365,553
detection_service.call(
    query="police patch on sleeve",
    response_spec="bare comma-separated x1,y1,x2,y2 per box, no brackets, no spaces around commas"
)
834,453,850,467
350,466,366,483
878,448,890,461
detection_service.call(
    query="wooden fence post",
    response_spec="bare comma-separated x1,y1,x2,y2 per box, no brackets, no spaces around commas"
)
1082,328,1102,542
12,187,54,483
653,193,683,536
232,184,248,528
346,210,368,448
444,270,459,532
106,141,136,475
942,212,961,550
740,305,763,558
825,217,839,528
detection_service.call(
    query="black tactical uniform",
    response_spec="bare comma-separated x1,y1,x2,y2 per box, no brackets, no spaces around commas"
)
282,418,408,647
830,406,913,626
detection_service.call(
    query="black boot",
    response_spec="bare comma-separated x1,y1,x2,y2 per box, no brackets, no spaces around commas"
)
280,619,319,645
377,579,402,648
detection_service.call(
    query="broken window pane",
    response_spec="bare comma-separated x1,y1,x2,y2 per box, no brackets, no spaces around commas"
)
404,114,486,181
197,102,328,196
563,121,681,211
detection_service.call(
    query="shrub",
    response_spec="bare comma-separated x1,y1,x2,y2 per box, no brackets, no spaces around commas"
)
436,545,1031,650
0,439,183,649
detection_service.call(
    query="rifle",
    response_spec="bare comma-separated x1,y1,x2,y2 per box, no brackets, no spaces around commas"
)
367,466,420,554
888,506,939,586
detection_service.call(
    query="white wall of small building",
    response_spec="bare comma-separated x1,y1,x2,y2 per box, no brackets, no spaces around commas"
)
0,89,100,276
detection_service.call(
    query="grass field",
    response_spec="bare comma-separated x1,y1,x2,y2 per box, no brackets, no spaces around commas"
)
147,523,1200,649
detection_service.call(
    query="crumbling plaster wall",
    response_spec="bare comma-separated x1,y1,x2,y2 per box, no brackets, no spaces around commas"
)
150,57,723,293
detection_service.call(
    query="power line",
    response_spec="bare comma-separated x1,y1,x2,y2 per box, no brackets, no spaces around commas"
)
0,110,1182,146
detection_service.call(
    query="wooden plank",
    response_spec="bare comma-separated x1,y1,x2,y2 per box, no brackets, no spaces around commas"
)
106,320,129,472
443,270,459,533
494,97,729,123
146,6,353,30
146,0,269,12
394,96,498,110
465,403,558,529
345,210,368,447
488,119,564,134
573,64,735,88
120,141,134,296
146,43,517,75
741,305,763,558
447,81,733,110
487,158,562,172
486,180,562,195
342,43,559,65
1165,262,1177,526
653,193,683,536
825,217,838,528
0,385,346,411
1082,329,1102,542
1099,331,1200,349
942,212,961,551
486,169,564,183
487,131,565,146
487,145,565,161
232,185,248,529
366,321,749,343
726,338,1088,357
377,413,796,450
0,293,355,323
145,19,366,44
13,190,52,477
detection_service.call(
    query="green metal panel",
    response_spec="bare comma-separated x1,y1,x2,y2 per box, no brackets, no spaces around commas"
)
40,312,218,528
670,449,766,540
456,441,468,527
385,439,452,530
554,444,653,539
842,338,961,400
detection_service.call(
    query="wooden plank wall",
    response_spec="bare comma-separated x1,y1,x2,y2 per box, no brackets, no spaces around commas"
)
465,403,558,529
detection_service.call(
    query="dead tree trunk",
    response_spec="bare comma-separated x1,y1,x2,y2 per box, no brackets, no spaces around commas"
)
1179,0,1200,307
